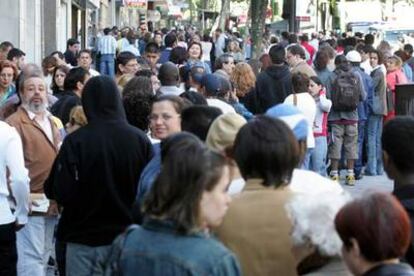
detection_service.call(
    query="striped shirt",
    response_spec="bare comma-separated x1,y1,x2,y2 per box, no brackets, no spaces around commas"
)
98,35,117,55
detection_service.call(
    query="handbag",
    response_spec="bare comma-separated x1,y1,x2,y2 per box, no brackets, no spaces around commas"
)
386,87,394,113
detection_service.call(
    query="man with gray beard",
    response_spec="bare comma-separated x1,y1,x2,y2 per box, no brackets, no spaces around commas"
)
6,73,64,276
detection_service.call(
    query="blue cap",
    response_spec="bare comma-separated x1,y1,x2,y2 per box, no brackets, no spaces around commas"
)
201,74,223,95
266,103,308,141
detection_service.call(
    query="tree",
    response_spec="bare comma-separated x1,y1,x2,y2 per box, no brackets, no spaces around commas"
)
250,0,268,59
218,0,231,30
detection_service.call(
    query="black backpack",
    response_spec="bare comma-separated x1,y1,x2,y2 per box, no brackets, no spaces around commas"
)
331,70,361,112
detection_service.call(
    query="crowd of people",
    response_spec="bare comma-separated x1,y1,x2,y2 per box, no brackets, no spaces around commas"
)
1,23,414,276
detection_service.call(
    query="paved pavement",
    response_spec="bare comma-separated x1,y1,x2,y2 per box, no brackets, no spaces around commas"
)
339,171,393,196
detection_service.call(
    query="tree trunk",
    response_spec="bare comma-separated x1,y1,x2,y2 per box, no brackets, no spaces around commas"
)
250,0,268,59
218,0,230,30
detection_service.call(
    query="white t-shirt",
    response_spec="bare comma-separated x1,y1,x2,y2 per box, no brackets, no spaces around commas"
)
201,41,212,61
207,99,236,114
284,93,317,148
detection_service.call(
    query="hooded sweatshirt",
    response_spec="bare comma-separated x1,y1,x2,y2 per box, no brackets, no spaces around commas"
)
255,64,292,114
45,76,153,246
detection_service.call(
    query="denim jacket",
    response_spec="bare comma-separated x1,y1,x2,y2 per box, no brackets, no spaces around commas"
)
119,218,241,276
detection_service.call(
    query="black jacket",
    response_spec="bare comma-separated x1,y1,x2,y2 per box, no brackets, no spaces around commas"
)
394,184,414,267
50,90,81,126
45,76,153,246
254,64,292,114
363,263,414,276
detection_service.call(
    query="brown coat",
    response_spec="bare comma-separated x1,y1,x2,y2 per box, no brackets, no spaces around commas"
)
216,179,297,276
6,107,62,194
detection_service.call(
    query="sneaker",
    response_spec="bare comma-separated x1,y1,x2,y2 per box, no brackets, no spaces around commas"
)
330,174,340,182
346,174,356,186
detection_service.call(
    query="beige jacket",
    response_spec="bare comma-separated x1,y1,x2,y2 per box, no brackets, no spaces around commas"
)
216,179,297,276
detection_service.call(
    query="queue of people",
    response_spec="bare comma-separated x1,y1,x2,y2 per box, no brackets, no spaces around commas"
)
1,25,414,276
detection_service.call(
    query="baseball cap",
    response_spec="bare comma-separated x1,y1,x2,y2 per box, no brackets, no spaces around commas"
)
265,104,308,141
345,50,362,63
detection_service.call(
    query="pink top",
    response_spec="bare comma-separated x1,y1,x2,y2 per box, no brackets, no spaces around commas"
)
386,69,408,91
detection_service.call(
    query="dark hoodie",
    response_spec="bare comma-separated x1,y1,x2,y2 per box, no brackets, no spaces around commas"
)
254,64,292,114
394,184,414,267
45,76,153,246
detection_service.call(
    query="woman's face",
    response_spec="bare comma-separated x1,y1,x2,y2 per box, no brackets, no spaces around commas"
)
54,69,66,89
193,35,201,43
199,165,232,228
222,57,235,75
0,67,14,89
369,53,379,68
188,44,202,60
154,34,162,45
149,101,181,140
308,79,322,96
386,58,398,72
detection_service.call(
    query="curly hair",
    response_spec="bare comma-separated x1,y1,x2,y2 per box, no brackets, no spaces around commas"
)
122,76,155,132
230,62,256,98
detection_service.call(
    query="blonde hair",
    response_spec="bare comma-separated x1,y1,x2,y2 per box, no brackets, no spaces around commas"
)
388,55,403,68
68,106,87,127
230,62,256,97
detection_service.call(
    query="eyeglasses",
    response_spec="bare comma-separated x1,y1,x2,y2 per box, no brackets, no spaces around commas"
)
148,114,180,122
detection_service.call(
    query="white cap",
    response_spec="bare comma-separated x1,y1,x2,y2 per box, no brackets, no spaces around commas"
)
346,50,362,63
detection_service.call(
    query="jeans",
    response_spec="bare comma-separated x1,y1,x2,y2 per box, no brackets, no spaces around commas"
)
301,148,314,170
366,115,384,175
66,243,111,276
354,120,366,176
0,222,17,276
310,136,328,176
16,216,57,276
99,54,115,78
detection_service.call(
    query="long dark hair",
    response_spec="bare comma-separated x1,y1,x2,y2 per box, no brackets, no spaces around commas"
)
143,132,228,234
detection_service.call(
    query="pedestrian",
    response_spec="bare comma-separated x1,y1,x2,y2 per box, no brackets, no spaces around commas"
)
143,42,161,74
365,49,386,176
115,51,139,84
283,72,317,170
187,41,211,73
50,65,70,99
254,45,292,114
335,192,414,275
201,74,236,114
97,27,117,78
230,62,257,114
41,56,58,94
119,132,241,276
325,55,366,185
76,49,100,77
382,116,414,266
7,48,25,73
6,73,64,276
0,121,30,276
51,67,90,126
44,76,153,276
122,76,155,133
158,32,176,64
308,76,332,176
346,50,372,180
63,38,80,67
214,54,234,78
0,60,18,107
385,55,408,122
314,50,334,87
286,44,317,78
215,115,300,276
227,40,244,63
0,41,14,62
157,62,184,96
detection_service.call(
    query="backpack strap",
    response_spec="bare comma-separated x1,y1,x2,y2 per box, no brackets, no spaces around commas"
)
104,224,140,276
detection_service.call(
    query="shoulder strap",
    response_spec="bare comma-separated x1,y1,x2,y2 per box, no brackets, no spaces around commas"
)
104,224,140,276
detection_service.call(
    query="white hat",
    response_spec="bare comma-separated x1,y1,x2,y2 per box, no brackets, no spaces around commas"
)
346,50,362,63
